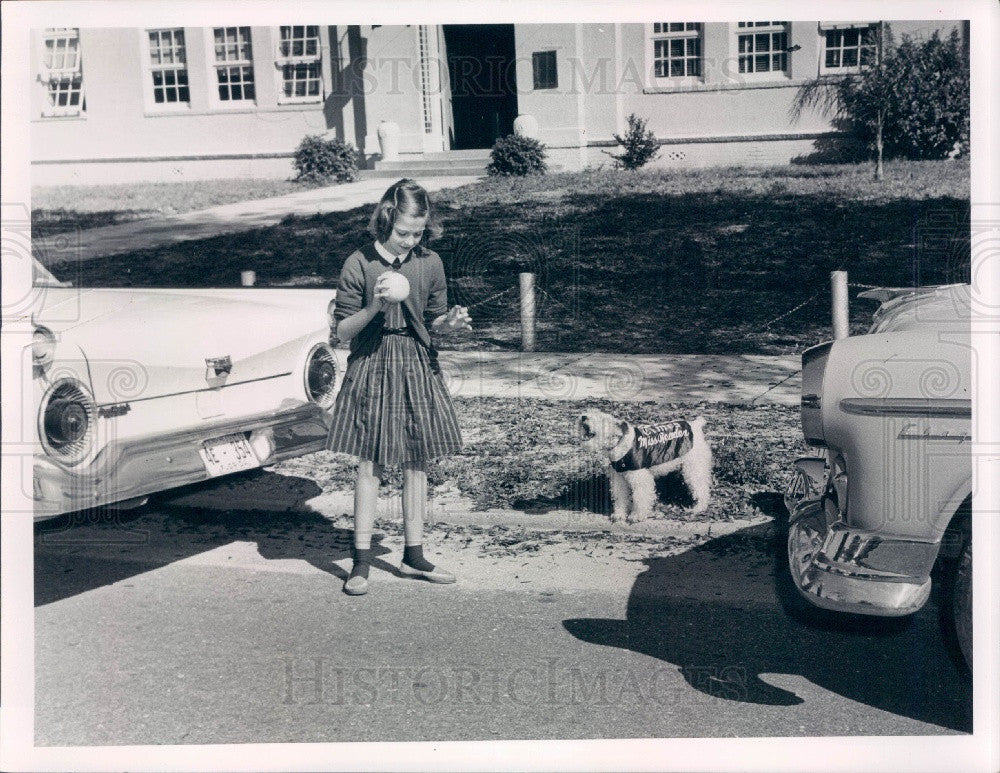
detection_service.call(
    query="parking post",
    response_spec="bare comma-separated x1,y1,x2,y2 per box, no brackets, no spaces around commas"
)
831,270,849,340
520,272,536,352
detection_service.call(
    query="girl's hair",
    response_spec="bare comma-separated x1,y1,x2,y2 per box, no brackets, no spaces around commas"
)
368,178,443,244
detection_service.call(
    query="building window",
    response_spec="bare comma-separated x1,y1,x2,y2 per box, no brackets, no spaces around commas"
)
736,21,789,74
212,27,255,101
651,23,703,79
40,28,85,116
822,24,879,71
532,51,558,89
276,25,322,102
147,28,189,105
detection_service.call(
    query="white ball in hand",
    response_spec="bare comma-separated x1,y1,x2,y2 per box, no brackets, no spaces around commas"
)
382,272,410,303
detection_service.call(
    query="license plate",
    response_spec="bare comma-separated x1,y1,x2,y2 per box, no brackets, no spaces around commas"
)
199,433,260,477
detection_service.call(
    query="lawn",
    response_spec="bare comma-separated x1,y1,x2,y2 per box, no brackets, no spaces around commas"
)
47,159,970,355
274,397,808,523
32,177,311,234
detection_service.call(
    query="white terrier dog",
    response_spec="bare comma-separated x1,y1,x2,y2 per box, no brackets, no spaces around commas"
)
577,411,712,522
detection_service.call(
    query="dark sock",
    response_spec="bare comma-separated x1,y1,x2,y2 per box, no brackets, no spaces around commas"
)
403,544,435,572
350,547,372,580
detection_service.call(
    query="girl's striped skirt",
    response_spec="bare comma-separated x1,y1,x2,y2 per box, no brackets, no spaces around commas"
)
326,332,462,466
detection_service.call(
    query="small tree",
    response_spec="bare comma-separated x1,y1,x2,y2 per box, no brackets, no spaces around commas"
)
605,113,660,170
794,23,898,179
793,24,970,179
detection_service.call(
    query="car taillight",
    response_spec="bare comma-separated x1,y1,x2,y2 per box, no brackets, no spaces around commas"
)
801,341,832,446
304,343,338,409
39,379,95,464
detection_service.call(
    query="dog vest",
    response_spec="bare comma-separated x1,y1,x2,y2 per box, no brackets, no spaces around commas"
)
610,421,695,473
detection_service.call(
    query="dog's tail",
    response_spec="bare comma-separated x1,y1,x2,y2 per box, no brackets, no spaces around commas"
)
690,416,706,431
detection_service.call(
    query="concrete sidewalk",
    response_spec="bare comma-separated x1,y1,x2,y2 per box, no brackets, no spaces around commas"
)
331,348,801,405
33,174,481,265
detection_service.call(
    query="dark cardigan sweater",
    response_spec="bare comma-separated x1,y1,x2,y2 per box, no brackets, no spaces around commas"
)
333,242,448,367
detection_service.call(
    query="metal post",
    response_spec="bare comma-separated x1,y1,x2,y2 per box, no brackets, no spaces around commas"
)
241,270,256,287
832,270,849,339
519,272,536,352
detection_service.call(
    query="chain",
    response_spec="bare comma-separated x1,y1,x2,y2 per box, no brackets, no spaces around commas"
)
535,286,576,313
462,286,517,311
470,282,819,337
848,282,883,290
759,290,822,330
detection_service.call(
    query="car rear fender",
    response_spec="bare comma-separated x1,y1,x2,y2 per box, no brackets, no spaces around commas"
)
820,332,971,541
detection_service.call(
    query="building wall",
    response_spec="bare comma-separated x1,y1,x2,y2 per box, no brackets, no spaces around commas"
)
31,25,352,184
513,24,586,155
356,25,446,158
31,20,964,184
512,19,963,170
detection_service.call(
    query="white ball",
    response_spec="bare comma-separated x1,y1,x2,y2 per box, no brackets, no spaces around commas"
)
382,271,410,303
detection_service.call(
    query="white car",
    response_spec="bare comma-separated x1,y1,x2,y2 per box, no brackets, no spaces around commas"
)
785,283,972,669
29,261,338,520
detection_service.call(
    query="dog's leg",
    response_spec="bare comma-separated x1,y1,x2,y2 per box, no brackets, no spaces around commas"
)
608,469,631,522
683,450,713,515
626,469,657,523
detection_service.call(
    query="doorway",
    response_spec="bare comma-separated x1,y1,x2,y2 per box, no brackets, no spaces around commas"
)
442,25,518,150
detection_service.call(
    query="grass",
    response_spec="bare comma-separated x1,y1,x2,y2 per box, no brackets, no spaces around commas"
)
46,159,970,355
274,397,809,524
32,177,312,234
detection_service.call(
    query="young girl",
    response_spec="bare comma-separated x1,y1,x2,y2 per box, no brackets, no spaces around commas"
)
328,178,472,596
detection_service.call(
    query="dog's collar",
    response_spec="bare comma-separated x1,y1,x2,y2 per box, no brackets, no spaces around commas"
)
608,424,635,464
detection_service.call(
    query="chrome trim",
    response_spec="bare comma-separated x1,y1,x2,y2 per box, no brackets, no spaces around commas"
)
787,498,939,616
33,325,57,372
801,394,821,409
839,397,971,419
783,456,828,514
206,355,233,377
897,431,972,441
33,403,331,520
96,371,293,406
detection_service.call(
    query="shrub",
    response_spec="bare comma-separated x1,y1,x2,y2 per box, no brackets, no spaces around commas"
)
293,134,359,184
487,134,548,177
606,113,660,170
887,30,970,159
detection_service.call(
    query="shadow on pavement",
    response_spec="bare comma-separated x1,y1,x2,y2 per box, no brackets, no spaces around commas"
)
563,492,972,733
34,470,387,607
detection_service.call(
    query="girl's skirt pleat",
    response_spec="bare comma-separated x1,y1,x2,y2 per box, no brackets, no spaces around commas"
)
326,334,462,465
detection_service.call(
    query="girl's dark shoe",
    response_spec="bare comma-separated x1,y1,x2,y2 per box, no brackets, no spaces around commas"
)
345,548,372,595
399,562,456,584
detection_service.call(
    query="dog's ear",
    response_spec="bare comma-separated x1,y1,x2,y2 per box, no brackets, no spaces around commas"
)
618,420,630,435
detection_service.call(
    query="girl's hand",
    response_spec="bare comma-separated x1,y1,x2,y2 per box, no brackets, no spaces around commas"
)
367,274,393,312
433,305,473,334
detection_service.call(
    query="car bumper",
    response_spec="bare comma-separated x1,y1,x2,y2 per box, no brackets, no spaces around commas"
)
787,494,940,616
33,404,330,520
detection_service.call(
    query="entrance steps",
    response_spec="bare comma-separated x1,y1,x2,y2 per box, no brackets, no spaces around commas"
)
364,149,492,179
362,148,561,179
